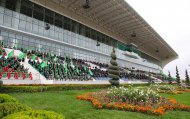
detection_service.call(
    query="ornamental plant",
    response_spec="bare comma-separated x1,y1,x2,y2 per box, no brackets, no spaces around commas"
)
149,84,177,94
107,86,160,103
77,86,190,115
185,69,190,84
3,110,65,119
0,102,31,118
176,66,181,84
108,47,120,86
0,41,3,56
0,94,18,103
168,71,172,84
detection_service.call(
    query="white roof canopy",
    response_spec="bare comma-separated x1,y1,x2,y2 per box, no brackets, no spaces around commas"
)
33,0,178,67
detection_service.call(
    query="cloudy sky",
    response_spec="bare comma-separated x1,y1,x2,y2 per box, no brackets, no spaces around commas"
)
126,0,190,79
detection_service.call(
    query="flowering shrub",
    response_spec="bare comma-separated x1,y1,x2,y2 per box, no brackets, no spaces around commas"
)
77,86,190,115
149,84,176,92
107,86,160,103
149,84,182,94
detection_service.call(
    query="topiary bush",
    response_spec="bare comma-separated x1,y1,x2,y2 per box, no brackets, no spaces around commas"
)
0,102,32,118
3,110,65,119
0,80,3,86
0,94,18,103
108,48,120,86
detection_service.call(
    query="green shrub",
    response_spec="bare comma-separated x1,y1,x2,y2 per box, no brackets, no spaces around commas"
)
108,48,120,86
3,110,65,119
0,83,161,93
0,84,111,93
0,80,3,86
0,102,31,118
0,94,18,103
107,86,160,103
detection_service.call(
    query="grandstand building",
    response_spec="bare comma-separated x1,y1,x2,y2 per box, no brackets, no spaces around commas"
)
0,0,178,74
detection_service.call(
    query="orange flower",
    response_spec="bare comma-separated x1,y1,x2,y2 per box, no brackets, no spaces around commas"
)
169,98,177,104
76,92,190,116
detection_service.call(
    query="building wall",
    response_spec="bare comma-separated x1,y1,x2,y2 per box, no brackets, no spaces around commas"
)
0,0,162,73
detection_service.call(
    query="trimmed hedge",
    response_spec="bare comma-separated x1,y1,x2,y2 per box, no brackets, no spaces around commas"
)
0,83,158,93
3,110,65,119
0,102,32,118
0,84,111,93
0,94,18,103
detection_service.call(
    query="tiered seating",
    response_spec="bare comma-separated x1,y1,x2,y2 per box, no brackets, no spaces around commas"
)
26,50,93,81
0,56,31,80
81,61,108,80
0,43,163,82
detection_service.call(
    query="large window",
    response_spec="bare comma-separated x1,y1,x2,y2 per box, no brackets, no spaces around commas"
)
0,0,18,11
64,17,71,31
71,20,78,33
20,0,33,17
0,0,128,52
33,4,44,21
45,9,54,25
55,13,63,28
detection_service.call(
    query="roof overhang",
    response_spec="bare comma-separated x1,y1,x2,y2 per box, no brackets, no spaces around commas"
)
31,0,178,67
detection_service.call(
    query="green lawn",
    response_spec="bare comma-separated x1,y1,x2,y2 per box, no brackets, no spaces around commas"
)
10,90,190,119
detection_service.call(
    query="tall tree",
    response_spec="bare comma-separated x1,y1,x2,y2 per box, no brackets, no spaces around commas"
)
168,71,172,84
176,66,181,84
185,69,190,84
0,41,3,56
108,47,120,86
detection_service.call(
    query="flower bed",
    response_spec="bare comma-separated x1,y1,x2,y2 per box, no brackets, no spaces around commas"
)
148,84,190,94
77,86,190,115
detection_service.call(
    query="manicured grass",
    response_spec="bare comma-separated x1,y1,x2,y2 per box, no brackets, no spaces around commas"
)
10,90,190,119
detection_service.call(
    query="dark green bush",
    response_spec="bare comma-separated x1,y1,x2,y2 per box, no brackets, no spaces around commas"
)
0,84,111,93
3,110,65,119
0,102,31,118
0,80,3,86
0,83,160,93
0,94,18,103
108,48,120,86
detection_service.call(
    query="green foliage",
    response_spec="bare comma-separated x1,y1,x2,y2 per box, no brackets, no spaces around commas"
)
0,102,31,118
3,110,64,119
176,66,181,84
107,86,160,103
108,48,120,86
0,80,3,86
0,84,110,93
0,41,3,56
168,71,172,84
0,94,18,103
185,69,190,84
0,83,161,93
149,84,177,93
10,89,190,119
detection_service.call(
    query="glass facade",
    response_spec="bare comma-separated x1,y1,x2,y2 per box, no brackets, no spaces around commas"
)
0,0,162,72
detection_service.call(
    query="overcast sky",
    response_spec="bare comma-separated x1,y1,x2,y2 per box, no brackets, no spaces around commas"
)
126,0,190,79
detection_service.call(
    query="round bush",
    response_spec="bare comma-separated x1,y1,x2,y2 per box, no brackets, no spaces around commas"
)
0,102,31,118
3,110,65,119
0,94,18,103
